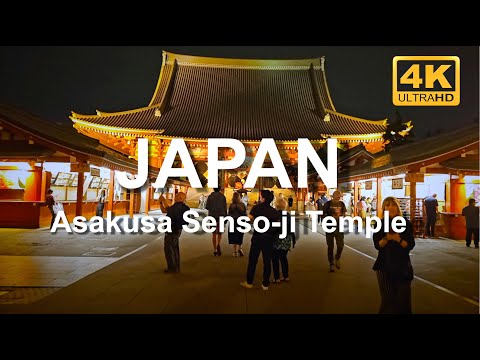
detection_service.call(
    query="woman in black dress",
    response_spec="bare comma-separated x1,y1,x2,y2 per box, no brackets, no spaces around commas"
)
228,192,247,257
372,196,415,314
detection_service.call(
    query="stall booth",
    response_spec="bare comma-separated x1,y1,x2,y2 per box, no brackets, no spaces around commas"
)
0,105,161,228
338,125,479,239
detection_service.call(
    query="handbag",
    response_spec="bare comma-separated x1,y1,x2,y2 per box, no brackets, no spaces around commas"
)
52,202,64,215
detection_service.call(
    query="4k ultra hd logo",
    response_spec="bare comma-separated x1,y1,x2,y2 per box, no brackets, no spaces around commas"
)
393,56,460,106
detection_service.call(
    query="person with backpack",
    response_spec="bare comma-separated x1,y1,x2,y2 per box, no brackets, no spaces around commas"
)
271,198,296,283
240,190,280,290
164,192,190,273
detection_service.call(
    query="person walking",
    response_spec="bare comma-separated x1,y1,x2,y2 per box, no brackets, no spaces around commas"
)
164,192,190,273
198,194,205,210
372,196,415,314
96,189,106,217
240,190,280,290
423,194,438,238
462,199,479,248
45,189,56,229
322,190,347,272
206,187,227,256
356,196,368,228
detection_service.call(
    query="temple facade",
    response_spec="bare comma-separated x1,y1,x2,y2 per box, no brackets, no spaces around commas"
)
70,51,398,211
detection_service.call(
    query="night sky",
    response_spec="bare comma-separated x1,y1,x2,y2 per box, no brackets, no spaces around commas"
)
0,46,477,139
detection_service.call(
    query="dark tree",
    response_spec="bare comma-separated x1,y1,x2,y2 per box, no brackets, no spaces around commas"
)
382,109,414,153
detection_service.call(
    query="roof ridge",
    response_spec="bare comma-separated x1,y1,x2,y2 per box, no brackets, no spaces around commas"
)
164,51,324,68
71,105,157,119
325,109,388,125
71,118,164,135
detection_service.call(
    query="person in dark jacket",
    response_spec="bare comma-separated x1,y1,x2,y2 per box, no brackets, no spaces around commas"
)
240,190,280,290
45,189,56,229
372,196,415,314
287,195,294,209
96,189,106,217
423,194,438,238
206,187,227,256
462,198,479,248
323,190,347,272
164,192,190,273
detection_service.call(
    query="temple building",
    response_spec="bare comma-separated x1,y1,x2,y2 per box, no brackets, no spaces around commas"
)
335,125,479,239
70,51,395,211
2,51,477,234
0,104,158,227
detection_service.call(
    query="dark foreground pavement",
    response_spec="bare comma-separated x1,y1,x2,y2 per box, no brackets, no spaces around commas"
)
0,211,478,314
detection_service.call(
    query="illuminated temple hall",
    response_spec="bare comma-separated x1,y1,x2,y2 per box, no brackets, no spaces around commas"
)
69,52,390,212
1,51,477,234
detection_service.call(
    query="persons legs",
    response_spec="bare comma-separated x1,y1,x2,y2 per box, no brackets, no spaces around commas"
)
393,280,412,314
426,215,436,237
466,228,473,246
334,231,345,261
172,229,181,271
216,232,223,254
164,233,176,271
260,241,273,288
376,270,396,314
49,207,55,229
272,249,281,281
246,239,261,285
279,249,289,279
326,233,335,265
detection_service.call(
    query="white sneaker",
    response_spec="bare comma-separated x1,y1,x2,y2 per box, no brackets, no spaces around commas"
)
261,285,269,291
329,264,335,272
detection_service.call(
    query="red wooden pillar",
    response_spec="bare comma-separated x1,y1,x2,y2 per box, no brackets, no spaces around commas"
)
376,177,383,216
353,181,359,216
409,181,417,224
145,185,151,215
450,175,466,213
129,189,135,218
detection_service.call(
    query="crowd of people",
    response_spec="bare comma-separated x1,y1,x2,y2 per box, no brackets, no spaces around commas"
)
159,188,435,314
45,185,477,314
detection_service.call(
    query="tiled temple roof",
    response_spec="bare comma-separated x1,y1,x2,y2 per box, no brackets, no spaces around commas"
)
0,104,156,175
338,124,479,180
71,52,387,141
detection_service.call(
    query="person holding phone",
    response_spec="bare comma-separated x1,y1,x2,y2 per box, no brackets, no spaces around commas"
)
372,196,415,314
